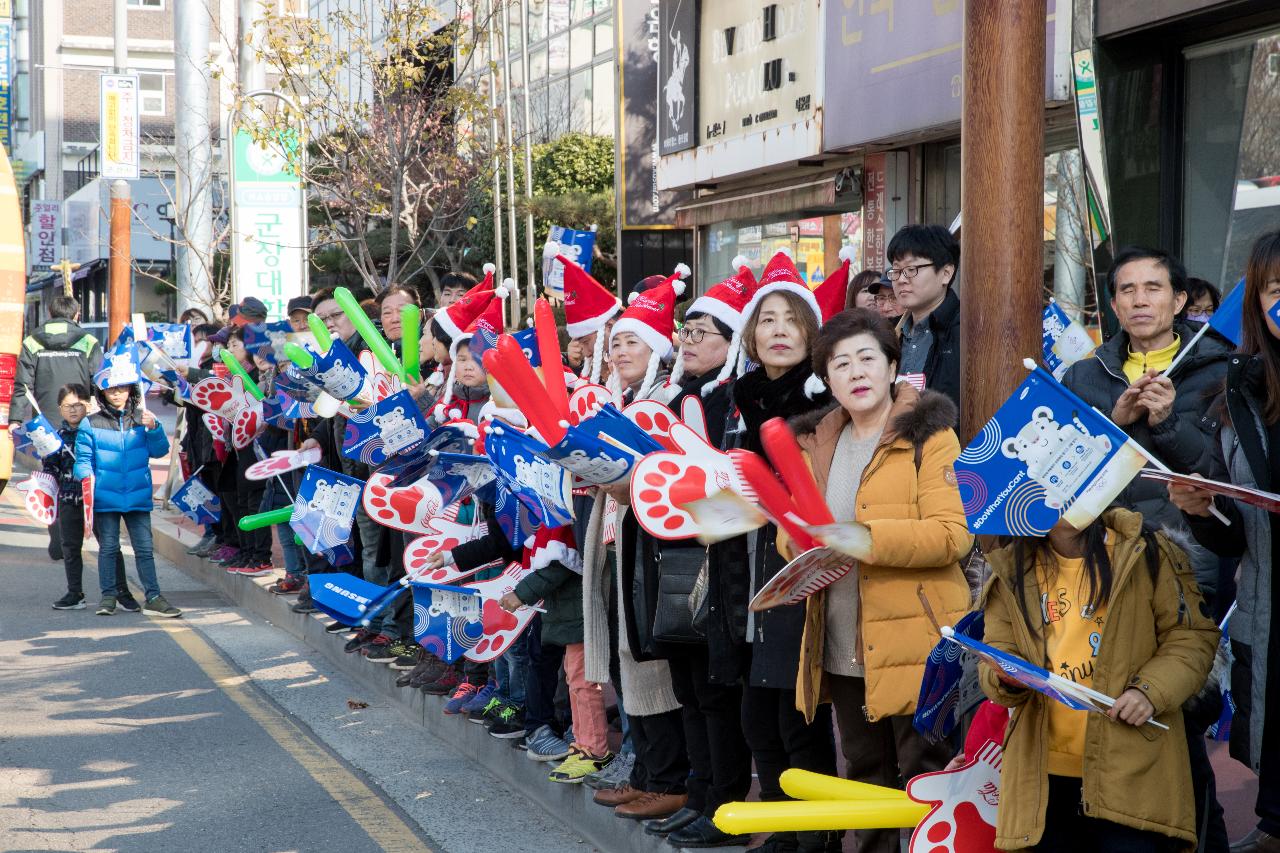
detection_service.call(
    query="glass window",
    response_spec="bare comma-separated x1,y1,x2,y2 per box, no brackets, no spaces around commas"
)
530,85,549,143
592,61,614,135
570,68,592,133
548,32,569,75
510,60,523,89
1100,53,1163,250
548,77,570,137
137,72,165,115
528,0,548,42
507,3,523,55
529,47,548,81
595,20,612,55
570,24,593,68
549,0,569,34
571,0,592,23
126,0,162,8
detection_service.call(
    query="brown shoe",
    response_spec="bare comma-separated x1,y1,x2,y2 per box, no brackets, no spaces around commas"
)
615,791,688,820
1231,829,1280,853
593,783,644,807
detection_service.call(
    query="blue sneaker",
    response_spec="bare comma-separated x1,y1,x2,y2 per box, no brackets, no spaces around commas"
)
443,682,479,715
460,680,497,716
525,724,572,762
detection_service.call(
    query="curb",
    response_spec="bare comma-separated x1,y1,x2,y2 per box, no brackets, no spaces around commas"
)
151,513,676,853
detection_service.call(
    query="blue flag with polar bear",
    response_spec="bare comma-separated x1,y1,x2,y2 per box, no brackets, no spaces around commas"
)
954,364,1148,536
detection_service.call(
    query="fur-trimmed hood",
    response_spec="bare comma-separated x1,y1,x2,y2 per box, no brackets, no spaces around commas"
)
789,381,957,450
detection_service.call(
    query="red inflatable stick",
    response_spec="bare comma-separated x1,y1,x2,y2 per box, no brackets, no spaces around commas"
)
482,337,566,444
534,298,570,422
730,449,819,551
761,417,836,526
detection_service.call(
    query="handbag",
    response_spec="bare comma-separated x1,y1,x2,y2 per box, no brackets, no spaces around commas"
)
650,545,709,644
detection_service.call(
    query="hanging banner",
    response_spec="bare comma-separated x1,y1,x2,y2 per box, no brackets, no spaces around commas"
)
29,200,59,273
657,0,696,155
230,128,306,321
1072,49,1111,247
0,19,11,155
100,74,140,180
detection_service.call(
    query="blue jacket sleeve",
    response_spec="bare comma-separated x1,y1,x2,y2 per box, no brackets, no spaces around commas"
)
145,423,169,458
73,425,95,480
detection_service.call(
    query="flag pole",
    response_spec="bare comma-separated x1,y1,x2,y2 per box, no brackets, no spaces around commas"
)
1162,323,1209,376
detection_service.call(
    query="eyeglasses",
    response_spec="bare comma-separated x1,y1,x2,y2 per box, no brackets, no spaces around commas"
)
317,310,344,323
886,263,935,282
873,293,898,305
677,326,724,344
59,402,86,411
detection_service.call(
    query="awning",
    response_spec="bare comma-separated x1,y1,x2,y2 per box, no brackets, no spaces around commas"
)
26,259,106,293
674,177,837,228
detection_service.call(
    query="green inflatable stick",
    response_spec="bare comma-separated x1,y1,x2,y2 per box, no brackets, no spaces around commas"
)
401,304,421,382
307,312,333,352
239,506,294,530
219,349,266,400
334,287,406,382
284,342,314,369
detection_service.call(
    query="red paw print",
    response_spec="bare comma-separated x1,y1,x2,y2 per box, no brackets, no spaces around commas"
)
624,400,680,450
637,461,706,534
568,383,610,425
231,406,264,450
191,377,237,417
363,473,444,534
918,800,995,853
628,423,739,540
202,413,226,443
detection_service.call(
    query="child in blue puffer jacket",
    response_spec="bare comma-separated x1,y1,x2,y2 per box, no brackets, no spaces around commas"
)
74,371,181,618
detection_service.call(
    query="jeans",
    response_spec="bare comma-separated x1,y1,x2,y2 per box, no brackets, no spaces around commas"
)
96,511,160,601
59,499,127,597
1038,775,1175,852
500,628,531,707
261,478,302,577
524,619,564,733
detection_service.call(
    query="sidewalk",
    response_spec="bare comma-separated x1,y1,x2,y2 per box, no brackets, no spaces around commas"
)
150,510,681,853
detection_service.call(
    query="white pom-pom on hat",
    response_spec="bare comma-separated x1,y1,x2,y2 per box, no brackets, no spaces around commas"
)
673,262,691,279
448,408,462,420
777,246,794,260
628,291,640,305
839,245,857,263
672,279,686,297
483,262,496,274
495,279,512,299
731,255,751,271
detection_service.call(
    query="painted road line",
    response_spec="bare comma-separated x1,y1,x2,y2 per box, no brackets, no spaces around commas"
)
157,619,432,853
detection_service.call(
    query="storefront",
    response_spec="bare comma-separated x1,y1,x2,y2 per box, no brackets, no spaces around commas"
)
1093,0,1280,289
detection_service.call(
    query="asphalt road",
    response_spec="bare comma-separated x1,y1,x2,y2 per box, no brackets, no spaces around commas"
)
0,494,589,853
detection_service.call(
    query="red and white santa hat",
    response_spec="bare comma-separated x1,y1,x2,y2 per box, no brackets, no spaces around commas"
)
434,279,509,417
608,263,688,399
433,263,499,342
558,253,622,385
666,257,759,393
523,523,581,574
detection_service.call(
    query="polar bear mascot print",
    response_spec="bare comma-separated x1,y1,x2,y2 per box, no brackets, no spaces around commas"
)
1001,406,1113,510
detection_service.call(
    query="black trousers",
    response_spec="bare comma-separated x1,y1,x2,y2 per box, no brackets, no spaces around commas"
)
828,673,953,853
524,618,563,732
669,645,752,816
234,451,270,562
1233,642,1280,837
59,500,127,597
628,707,689,794
740,682,837,801
1038,775,1174,852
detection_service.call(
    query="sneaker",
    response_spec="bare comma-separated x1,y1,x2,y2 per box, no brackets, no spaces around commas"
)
396,651,437,687
212,546,240,564
486,704,527,739
142,595,182,618
186,533,217,556
525,724,572,762
550,749,614,784
420,666,463,696
443,682,479,714
268,575,306,595
585,751,635,790
52,592,86,610
116,595,142,613
362,635,397,663
233,561,275,578
223,554,248,572
95,596,117,616
291,596,318,614
325,620,355,635
387,640,421,670
409,654,448,688
469,695,505,724
193,538,222,558
344,628,377,654
459,680,496,715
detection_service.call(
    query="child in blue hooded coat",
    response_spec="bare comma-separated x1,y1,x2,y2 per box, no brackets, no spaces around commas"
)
74,366,181,618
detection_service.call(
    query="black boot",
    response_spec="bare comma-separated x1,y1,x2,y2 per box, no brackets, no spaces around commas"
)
667,815,751,848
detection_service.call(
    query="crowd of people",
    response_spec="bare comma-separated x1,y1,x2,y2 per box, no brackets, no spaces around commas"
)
11,222,1279,853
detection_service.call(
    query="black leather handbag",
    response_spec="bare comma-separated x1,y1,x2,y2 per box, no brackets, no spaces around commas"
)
650,545,709,644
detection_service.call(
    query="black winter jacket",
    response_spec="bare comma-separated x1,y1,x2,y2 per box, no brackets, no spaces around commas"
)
11,319,103,424
704,361,832,687
896,287,961,417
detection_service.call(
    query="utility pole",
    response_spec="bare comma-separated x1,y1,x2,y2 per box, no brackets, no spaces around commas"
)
107,0,131,342
485,3,505,300
108,180,132,343
518,0,536,308
959,0,1046,441
496,3,520,323
174,0,215,317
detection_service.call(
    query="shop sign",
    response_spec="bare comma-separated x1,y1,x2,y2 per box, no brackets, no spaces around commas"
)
617,0,691,228
698,0,817,146
824,0,1062,150
658,0,697,155
29,200,59,273
231,129,305,320
737,224,762,244
100,74,140,180
862,153,888,269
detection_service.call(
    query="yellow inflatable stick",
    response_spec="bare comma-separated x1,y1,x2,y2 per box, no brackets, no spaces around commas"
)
780,769,913,802
713,799,928,835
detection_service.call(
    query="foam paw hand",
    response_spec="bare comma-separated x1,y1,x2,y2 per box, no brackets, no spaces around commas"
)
680,395,708,441
230,395,266,450
189,375,242,419
630,422,743,540
403,518,490,585
463,563,537,662
245,447,323,482
623,399,683,451
358,349,401,403
362,472,447,534
202,412,227,444
567,383,610,425
18,473,58,525
905,741,1001,853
